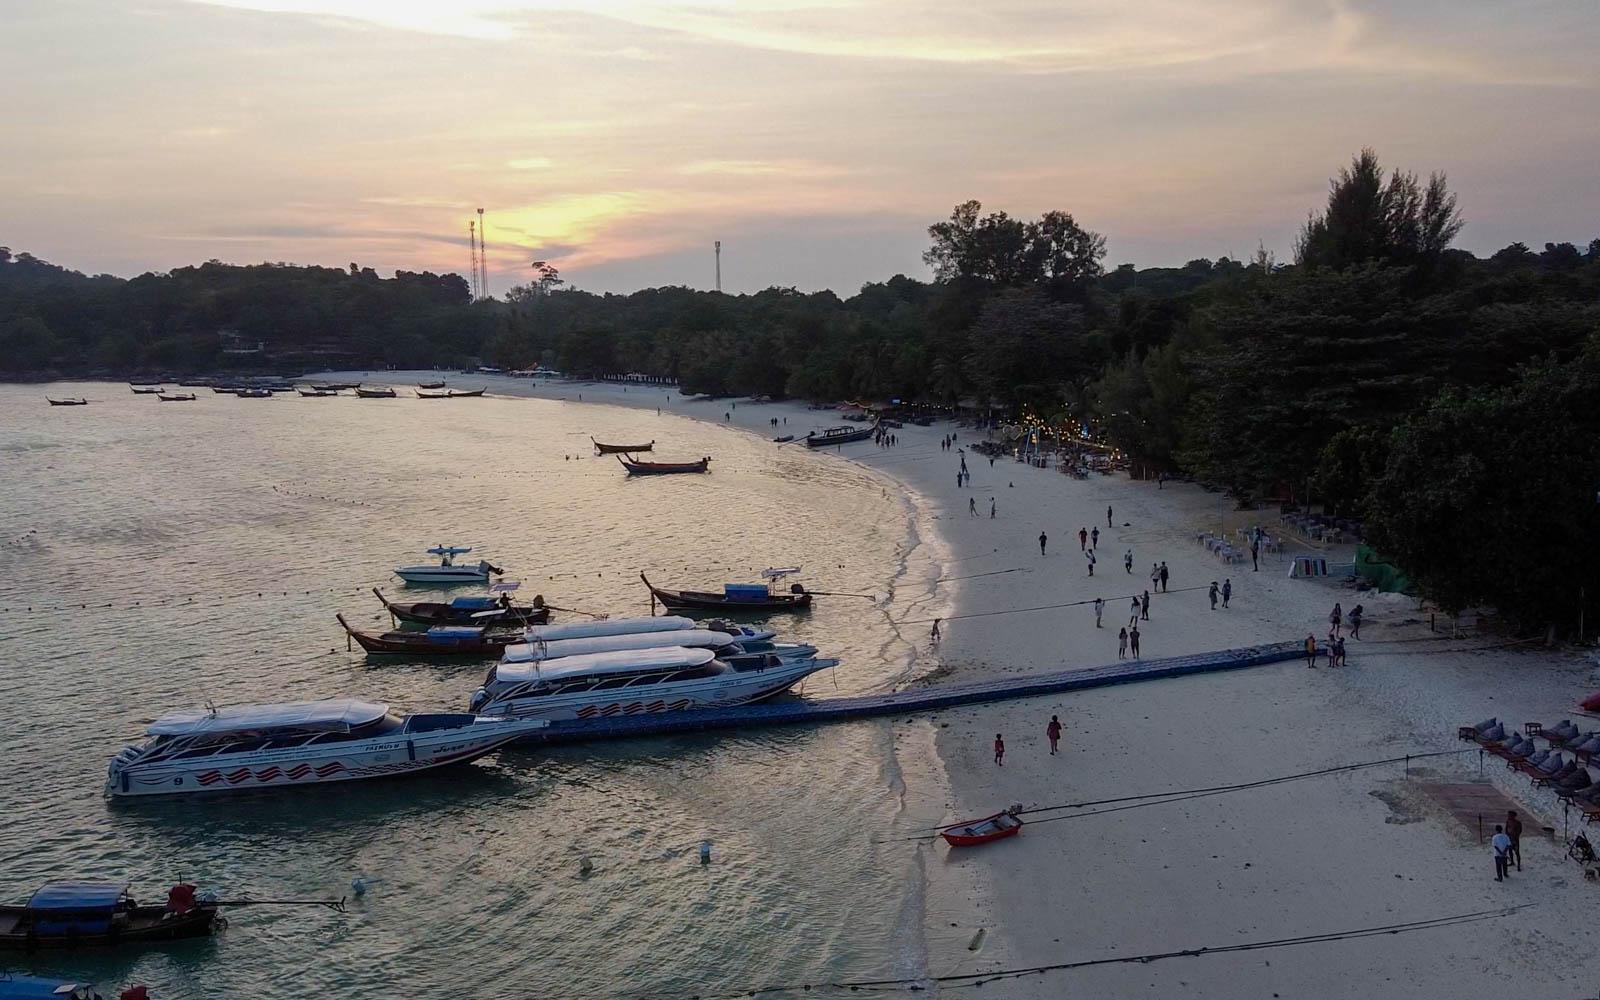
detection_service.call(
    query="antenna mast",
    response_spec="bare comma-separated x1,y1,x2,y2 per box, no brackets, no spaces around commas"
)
468,220,480,300
477,207,489,300
714,240,721,293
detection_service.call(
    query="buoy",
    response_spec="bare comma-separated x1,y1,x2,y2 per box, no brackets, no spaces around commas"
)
699,840,712,865
579,857,594,876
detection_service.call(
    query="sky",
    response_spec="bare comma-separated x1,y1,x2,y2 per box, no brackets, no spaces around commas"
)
0,0,1595,294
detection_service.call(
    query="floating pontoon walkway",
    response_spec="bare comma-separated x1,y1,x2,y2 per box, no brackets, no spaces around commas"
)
527,640,1306,745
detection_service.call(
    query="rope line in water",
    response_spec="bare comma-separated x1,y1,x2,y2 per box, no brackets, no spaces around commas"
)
895,585,1211,625
643,905,1533,999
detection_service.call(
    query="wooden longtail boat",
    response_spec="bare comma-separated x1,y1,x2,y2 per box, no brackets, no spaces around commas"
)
47,398,88,406
371,587,549,627
312,382,360,391
417,381,446,389
641,572,812,613
940,811,1024,848
0,882,218,951
617,455,709,475
354,387,397,398
297,388,338,397
336,614,523,656
416,387,487,399
157,393,196,402
592,437,654,454
129,386,163,395
804,424,876,448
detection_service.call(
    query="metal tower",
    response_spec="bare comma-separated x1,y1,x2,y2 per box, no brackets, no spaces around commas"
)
714,240,721,293
468,220,480,300
477,207,489,300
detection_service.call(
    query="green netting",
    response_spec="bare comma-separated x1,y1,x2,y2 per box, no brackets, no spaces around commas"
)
1356,544,1414,594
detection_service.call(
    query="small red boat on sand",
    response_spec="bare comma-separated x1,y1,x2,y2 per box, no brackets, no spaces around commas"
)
941,810,1024,847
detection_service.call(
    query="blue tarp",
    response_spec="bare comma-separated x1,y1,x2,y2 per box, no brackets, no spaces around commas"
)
724,584,768,600
426,626,484,642
26,882,125,911
448,596,498,610
0,975,104,999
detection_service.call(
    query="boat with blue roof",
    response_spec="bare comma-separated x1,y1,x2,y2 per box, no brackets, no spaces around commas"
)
0,882,216,950
371,585,548,627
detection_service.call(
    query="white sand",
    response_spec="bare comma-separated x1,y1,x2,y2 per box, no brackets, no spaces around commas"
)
321,372,1600,993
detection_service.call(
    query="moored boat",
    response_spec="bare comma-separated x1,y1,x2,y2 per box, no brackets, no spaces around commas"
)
394,545,503,584
940,810,1024,847
417,381,446,389
354,386,397,398
500,628,815,666
416,387,486,399
312,382,360,391
297,387,338,397
47,397,88,406
0,974,119,999
336,615,526,656
156,393,196,402
641,570,812,613
0,882,217,950
592,437,654,454
617,455,710,475
804,424,876,448
523,615,696,641
129,386,163,395
469,646,838,721
105,699,547,797
235,387,272,398
372,587,549,627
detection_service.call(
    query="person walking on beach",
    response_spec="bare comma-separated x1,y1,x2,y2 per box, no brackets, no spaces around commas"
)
1093,597,1105,628
1334,634,1346,668
1305,634,1318,667
970,497,977,517
1129,624,1141,658
1129,597,1140,627
1078,527,1088,551
1222,579,1232,608
1141,590,1150,621
1250,539,1260,572
1158,562,1169,593
1326,630,1339,667
1492,825,1512,881
1208,581,1219,610
990,498,996,519
1039,531,1048,556
1090,526,1100,550
1151,563,1160,591
1506,810,1523,871
1047,715,1062,755
994,734,1005,766
1118,627,1128,659
931,619,942,645
1124,549,1133,574
1106,505,1113,528
1349,604,1363,639
1085,548,1096,576
1330,602,1343,633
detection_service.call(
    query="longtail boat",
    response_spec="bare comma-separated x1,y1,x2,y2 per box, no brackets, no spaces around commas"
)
354,387,397,398
47,398,88,406
129,386,163,395
617,455,709,475
941,810,1024,848
592,437,654,454
312,382,360,391
157,393,196,402
417,387,487,399
804,424,876,448
641,570,812,613
371,587,549,627
297,388,338,397
0,882,218,950
417,381,446,389
336,615,523,656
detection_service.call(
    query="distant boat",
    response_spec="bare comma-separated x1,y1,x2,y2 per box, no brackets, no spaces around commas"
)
773,435,794,443
417,381,446,390
336,615,528,656
235,387,272,398
372,587,549,627
394,545,503,584
940,810,1024,848
157,392,196,402
355,386,397,398
298,387,338,397
0,973,115,998
592,437,654,454
617,455,709,475
416,387,486,399
804,424,876,448
130,385,163,394
640,569,813,612
46,397,88,406
312,382,360,391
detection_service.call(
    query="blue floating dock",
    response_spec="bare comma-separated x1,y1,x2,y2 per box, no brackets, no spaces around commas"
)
525,640,1307,745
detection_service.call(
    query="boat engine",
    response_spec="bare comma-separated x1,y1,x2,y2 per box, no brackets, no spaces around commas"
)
468,688,488,713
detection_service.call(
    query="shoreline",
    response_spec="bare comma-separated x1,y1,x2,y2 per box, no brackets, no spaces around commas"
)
316,371,1600,994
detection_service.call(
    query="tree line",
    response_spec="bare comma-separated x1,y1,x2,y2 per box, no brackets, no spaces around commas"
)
4,149,1599,628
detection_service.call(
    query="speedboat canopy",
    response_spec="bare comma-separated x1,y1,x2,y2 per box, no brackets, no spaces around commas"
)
147,699,389,737
500,628,733,663
495,646,714,684
522,616,695,642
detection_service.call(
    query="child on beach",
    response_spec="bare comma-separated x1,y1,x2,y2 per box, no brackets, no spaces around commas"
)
1305,634,1317,667
1129,597,1140,626
1326,630,1339,667
969,497,977,516
1349,604,1363,639
1118,627,1128,659
1086,549,1096,576
1209,581,1219,610
994,734,1005,766
1093,597,1105,627
1330,602,1343,632
931,619,942,645
1334,635,1346,667
1047,715,1062,755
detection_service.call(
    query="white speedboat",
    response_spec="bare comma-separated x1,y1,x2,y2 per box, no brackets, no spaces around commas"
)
501,628,818,666
394,545,503,584
105,699,546,798
469,646,838,722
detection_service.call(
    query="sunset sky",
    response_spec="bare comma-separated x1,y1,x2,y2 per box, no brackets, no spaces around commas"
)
2,0,1595,294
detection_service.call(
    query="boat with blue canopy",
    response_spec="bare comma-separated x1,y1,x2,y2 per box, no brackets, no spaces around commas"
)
0,881,217,950
0,973,117,999
371,584,549,627
335,615,530,656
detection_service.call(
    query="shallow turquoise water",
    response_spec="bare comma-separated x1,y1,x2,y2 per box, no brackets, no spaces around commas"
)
0,382,930,999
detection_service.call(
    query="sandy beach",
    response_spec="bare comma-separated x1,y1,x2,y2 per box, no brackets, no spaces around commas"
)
320,372,1600,994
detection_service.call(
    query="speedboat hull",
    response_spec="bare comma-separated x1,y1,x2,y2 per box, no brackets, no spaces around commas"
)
394,565,497,584
105,717,545,797
476,657,835,723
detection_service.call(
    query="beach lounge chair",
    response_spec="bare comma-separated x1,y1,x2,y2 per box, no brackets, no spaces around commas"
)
1537,759,1579,788
1458,717,1498,742
1510,748,1551,777
1503,736,1536,759
1557,730,1597,751
1554,767,1594,798
1573,734,1600,762
1541,721,1580,745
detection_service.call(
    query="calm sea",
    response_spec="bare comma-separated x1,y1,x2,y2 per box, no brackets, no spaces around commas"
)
0,382,942,999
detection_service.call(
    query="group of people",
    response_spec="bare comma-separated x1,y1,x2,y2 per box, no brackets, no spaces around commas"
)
994,713,1067,766
1305,602,1360,667
873,425,898,447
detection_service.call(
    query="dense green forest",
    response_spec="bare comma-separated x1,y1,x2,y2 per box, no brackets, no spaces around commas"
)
5,150,1600,627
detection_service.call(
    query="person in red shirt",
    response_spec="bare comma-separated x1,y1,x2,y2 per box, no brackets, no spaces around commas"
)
993,734,1005,766
1046,716,1062,755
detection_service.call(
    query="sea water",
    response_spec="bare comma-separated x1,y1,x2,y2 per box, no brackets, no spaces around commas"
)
0,383,935,999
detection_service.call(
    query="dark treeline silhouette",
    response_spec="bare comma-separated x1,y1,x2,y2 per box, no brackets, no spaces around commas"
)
5,150,1600,625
